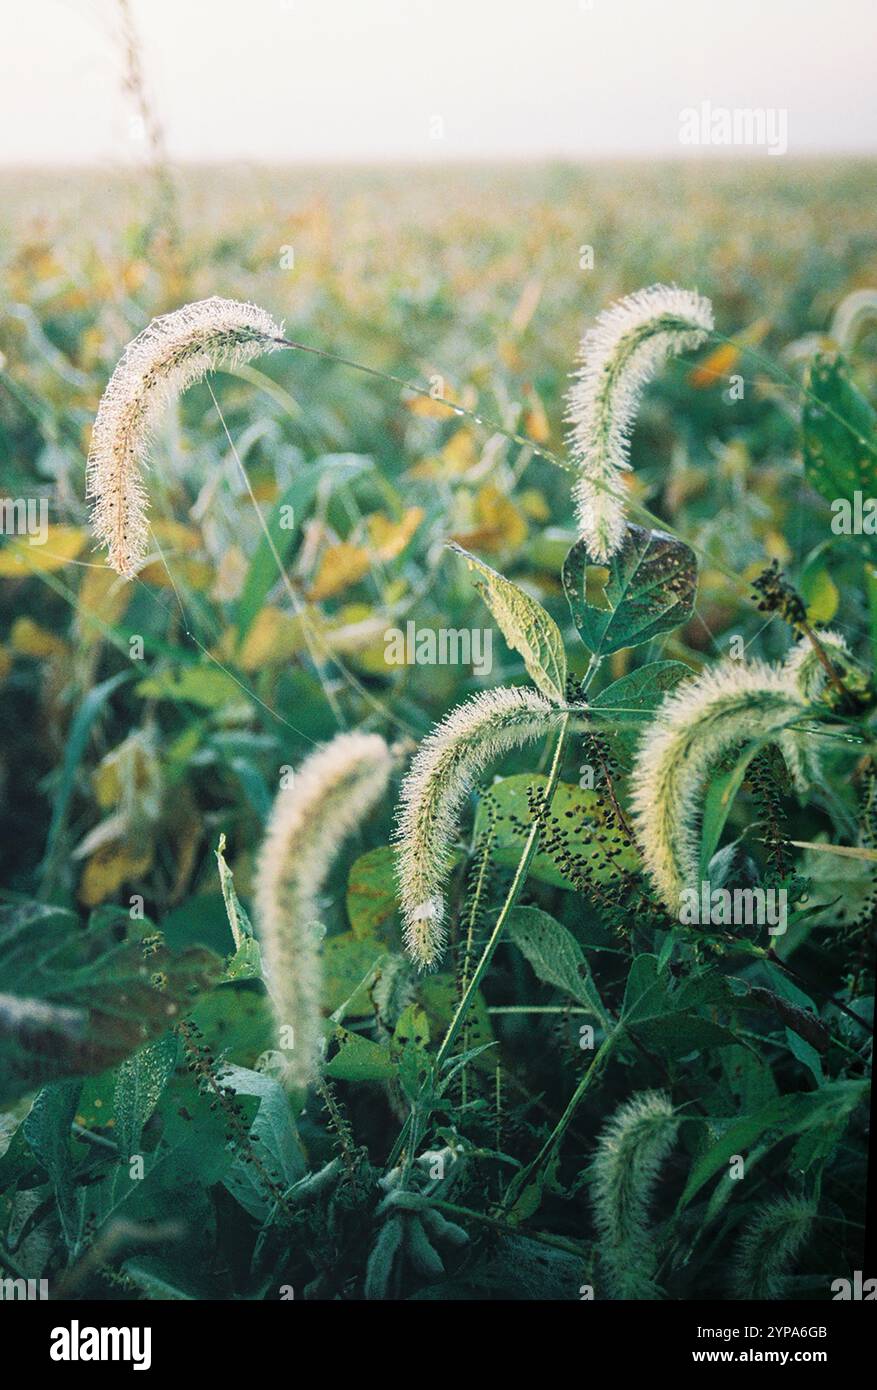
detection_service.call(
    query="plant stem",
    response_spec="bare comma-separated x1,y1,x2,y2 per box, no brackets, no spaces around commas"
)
796,618,854,704
501,1031,616,1212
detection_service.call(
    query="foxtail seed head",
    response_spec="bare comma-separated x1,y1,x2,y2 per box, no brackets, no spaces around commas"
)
566,285,713,561
592,1090,679,1300
87,296,282,576
255,731,394,1090
394,686,565,970
630,660,812,913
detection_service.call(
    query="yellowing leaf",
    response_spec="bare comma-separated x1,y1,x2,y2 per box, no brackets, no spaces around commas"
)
801,568,840,624
441,428,478,474
0,526,87,577
689,342,740,388
307,542,371,600
93,733,161,814
150,520,203,550
139,556,213,590
452,483,528,554
450,542,566,703
77,565,131,642
406,386,461,418
523,399,551,444
137,666,244,709
212,545,248,603
519,488,551,522
237,606,301,670
764,530,792,564
79,843,154,907
689,317,770,388
367,507,424,560
10,617,68,659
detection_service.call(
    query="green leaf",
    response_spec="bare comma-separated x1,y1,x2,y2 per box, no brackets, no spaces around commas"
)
236,457,370,640
136,665,244,710
346,846,399,940
678,1080,868,1210
221,1064,306,1218
803,353,877,509
215,833,253,949
562,524,697,656
0,902,220,1105
324,1028,396,1082
23,1079,81,1249
620,954,739,1056
189,981,274,1069
114,1033,179,1161
223,937,263,983
80,1073,258,1245
507,907,607,1023
323,931,385,1018
698,722,801,878
450,543,567,702
38,670,133,891
473,774,639,890
587,660,691,758
419,973,495,1076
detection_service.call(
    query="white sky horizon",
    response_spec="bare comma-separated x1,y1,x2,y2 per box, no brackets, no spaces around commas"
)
1,0,875,167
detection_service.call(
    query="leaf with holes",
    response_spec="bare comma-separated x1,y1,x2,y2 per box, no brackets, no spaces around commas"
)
562,524,697,657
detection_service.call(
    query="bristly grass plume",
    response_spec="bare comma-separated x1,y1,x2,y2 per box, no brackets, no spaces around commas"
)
566,285,713,560
591,1090,679,1300
87,296,282,576
255,731,394,1090
730,1196,815,1300
394,686,565,970
629,660,813,913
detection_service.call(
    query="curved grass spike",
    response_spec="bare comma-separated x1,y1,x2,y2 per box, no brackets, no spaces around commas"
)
394,686,568,970
830,287,877,351
87,296,282,576
730,1196,815,1299
255,731,395,1090
629,660,817,914
566,284,714,561
591,1090,679,1300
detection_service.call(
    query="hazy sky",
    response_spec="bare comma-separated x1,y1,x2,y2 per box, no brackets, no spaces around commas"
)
1,0,875,165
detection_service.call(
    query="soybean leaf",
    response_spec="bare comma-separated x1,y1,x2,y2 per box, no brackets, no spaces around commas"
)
79,1073,258,1244
346,846,399,940
562,524,697,656
0,902,220,1105
474,774,639,890
136,665,243,710
23,1079,81,1249
507,906,607,1024
221,1064,306,1218
450,543,567,702
587,660,691,757
325,1028,396,1082
620,954,739,1057
803,353,877,510
114,1033,180,1161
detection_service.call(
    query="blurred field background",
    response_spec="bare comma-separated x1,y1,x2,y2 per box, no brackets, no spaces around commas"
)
2,157,876,939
